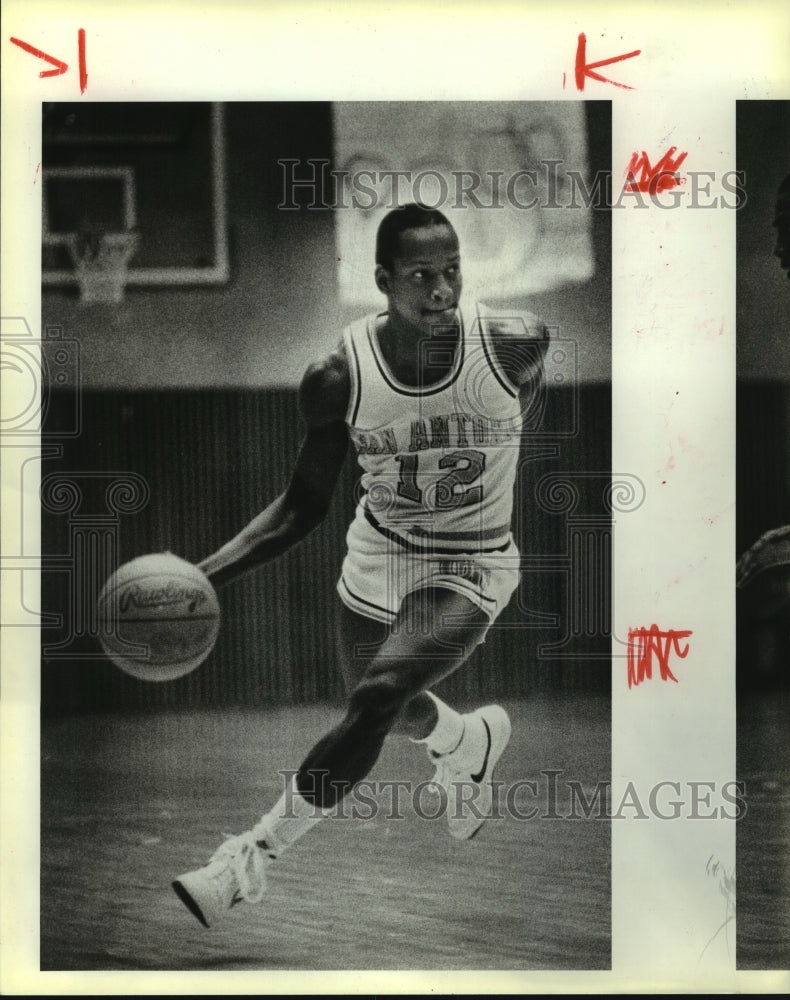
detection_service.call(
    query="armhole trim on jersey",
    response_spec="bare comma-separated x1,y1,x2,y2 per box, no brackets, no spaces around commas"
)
344,325,362,426
477,305,521,400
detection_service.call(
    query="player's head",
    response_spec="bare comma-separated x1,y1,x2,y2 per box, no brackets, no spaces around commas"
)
375,203,456,271
374,204,462,334
773,173,790,278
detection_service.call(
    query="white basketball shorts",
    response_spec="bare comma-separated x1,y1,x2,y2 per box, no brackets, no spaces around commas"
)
337,504,521,626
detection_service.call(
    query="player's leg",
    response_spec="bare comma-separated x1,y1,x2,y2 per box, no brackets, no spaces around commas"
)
335,599,460,744
264,583,505,836
172,586,493,926
334,509,516,750
334,529,521,831
294,586,489,809
329,592,511,839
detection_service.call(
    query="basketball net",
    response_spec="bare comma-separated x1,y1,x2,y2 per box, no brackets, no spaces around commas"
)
65,231,140,305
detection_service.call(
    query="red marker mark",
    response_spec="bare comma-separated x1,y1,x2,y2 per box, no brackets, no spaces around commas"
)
9,35,68,77
33,163,41,184
574,32,641,91
625,147,688,194
627,625,692,688
9,30,87,91
78,28,87,93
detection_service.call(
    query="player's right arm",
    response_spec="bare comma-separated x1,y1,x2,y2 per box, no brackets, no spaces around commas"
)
197,348,351,588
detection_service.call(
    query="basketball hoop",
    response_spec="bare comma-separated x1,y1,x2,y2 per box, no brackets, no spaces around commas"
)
65,231,140,305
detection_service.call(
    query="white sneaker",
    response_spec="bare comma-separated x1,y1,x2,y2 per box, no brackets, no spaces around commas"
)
172,825,277,928
429,705,511,840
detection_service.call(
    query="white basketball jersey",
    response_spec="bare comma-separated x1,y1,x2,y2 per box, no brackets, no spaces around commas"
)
343,301,524,555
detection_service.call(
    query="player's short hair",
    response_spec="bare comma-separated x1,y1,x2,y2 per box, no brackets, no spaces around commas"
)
375,203,456,271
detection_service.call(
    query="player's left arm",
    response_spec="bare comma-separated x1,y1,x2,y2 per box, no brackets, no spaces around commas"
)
489,310,550,389
196,350,351,588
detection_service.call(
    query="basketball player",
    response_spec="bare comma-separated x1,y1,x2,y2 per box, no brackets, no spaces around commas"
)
172,204,549,927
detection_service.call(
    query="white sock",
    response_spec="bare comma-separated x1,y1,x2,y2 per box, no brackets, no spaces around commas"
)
410,691,465,756
253,775,326,857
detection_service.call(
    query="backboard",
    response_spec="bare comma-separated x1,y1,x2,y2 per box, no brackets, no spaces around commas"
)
41,102,229,290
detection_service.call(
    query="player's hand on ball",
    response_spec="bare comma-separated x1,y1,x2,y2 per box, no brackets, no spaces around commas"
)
97,552,221,682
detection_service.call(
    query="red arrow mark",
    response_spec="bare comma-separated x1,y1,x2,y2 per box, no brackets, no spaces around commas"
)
575,32,641,91
9,36,69,77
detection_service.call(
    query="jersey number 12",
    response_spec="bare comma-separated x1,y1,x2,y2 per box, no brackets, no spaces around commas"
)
395,449,486,509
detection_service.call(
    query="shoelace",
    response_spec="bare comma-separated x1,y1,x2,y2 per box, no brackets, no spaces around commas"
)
210,830,268,904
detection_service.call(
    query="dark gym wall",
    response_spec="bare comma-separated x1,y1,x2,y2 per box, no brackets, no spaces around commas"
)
41,384,611,715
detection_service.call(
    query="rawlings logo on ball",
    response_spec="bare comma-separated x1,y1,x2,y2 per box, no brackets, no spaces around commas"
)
98,553,221,682
119,583,209,615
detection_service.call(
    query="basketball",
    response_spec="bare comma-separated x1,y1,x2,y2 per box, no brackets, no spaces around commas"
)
97,552,221,682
